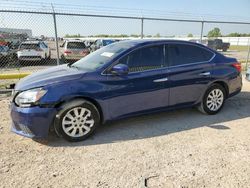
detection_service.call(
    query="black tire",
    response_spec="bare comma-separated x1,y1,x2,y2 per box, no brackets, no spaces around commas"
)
44,53,50,60
47,51,51,60
198,84,226,115
54,99,100,142
222,47,227,52
60,55,67,64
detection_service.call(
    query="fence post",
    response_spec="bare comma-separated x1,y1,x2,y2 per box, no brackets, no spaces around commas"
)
246,38,250,70
51,4,60,65
141,18,144,39
200,21,204,42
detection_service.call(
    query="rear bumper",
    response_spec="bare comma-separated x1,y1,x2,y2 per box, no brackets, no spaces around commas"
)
228,74,242,97
10,103,57,138
18,56,42,61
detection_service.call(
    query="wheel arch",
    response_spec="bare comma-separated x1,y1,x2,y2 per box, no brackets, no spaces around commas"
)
210,80,229,98
54,96,104,124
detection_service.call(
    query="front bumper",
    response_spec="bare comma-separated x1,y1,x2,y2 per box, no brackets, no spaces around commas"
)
10,103,57,138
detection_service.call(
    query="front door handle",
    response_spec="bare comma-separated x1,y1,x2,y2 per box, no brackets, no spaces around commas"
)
153,77,168,83
199,72,211,76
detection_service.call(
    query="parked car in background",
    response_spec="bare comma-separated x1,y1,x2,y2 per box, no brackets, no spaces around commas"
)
207,39,230,52
188,39,208,46
17,41,50,63
0,45,17,67
60,40,90,63
10,40,242,142
90,39,116,52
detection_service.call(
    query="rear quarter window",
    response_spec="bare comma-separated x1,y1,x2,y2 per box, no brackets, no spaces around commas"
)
168,44,214,66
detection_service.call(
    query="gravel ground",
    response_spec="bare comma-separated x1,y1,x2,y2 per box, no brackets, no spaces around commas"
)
0,80,250,188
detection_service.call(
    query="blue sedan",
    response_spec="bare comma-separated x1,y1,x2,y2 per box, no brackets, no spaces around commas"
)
10,40,242,142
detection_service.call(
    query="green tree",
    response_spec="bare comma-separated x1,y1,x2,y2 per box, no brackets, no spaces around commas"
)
187,33,193,37
154,33,161,38
226,32,250,37
130,34,140,38
207,27,222,38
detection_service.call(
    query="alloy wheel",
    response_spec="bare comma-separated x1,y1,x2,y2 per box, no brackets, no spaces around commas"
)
62,107,95,138
206,89,224,111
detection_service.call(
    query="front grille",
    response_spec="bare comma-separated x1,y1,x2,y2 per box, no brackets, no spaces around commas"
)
12,121,34,137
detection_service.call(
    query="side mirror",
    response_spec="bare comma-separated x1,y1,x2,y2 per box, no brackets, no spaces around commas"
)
111,64,129,76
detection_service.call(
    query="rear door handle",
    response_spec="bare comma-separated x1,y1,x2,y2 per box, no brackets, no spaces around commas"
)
199,72,211,76
153,77,168,83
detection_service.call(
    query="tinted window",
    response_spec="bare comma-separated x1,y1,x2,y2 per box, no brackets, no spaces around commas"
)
42,42,48,48
67,42,86,49
168,44,213,66
19,43,39,50
119,45,164,72
103,40,115,46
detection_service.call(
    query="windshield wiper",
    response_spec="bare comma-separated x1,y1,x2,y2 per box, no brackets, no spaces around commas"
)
68,64,80,70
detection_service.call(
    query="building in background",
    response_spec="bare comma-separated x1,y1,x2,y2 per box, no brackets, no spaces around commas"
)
0,28,32,37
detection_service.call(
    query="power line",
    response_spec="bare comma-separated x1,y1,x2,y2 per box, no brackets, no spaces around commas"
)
0,0,250,22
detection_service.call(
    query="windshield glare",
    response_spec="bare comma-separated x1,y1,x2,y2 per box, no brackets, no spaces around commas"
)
72,42,134,71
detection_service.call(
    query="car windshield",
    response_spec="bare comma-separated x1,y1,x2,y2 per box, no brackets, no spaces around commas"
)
20,43,39,50
72,42,134,71
67,42,86,49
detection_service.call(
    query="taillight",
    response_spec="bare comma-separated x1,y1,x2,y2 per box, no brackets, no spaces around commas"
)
232,62,241,72
36,48,43,51
64,50,72,55
81,49,89,55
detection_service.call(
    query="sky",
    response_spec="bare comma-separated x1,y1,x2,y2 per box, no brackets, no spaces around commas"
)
0,0,250,37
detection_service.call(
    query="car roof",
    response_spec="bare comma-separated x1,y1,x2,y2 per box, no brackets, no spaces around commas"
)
66,40,85,42
119,39,204,46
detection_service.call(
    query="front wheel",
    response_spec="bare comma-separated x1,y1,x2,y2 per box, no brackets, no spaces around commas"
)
54,100,100,142
198,84,226,115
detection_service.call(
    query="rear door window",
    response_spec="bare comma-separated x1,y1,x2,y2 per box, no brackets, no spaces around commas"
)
168,44,214,66
119,45,164,72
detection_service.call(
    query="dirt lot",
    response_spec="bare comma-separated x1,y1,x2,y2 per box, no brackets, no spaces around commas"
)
0,79,250,188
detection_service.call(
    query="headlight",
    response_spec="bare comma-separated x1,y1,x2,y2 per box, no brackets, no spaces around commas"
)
14,88,47,107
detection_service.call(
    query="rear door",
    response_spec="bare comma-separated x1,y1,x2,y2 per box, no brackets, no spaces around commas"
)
167,43,215,106
106,44,169,118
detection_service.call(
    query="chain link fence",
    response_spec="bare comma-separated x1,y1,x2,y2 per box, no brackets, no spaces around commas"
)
0,9,250,90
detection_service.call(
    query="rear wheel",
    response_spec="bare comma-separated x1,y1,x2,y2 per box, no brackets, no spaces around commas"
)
198,84,226,115
54,100,100,142
222,47,227,52
60,55,68,64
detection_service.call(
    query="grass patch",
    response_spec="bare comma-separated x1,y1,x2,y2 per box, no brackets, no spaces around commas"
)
229,45,249,51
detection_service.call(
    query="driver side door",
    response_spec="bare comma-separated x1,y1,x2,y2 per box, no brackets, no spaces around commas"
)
105,44,169,119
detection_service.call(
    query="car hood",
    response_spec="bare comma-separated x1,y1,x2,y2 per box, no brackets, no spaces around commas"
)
15,64,86,91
